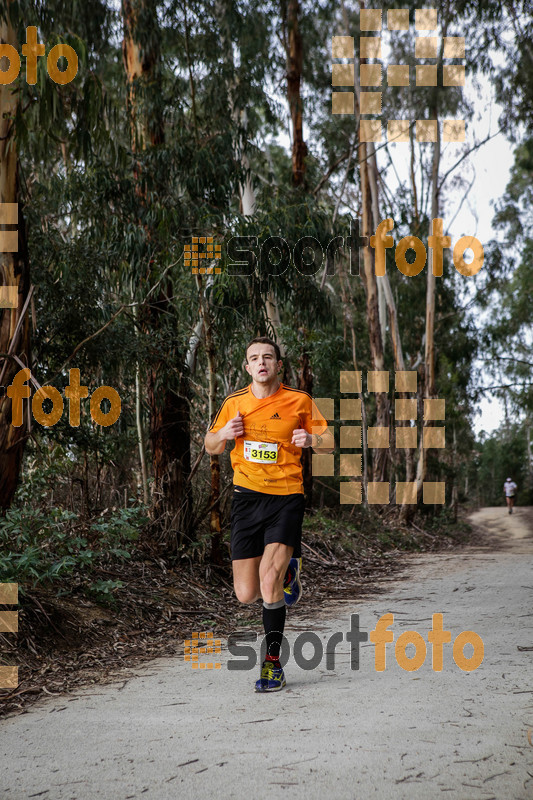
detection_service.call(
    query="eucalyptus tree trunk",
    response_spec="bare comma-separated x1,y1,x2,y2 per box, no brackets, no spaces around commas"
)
424,130,441,401
413,128,441,497
196,275,223,564
122,0,191,540
133,302,149,505
0,1,30,511
367,144,415,514
285,0,307,186
284,0,312,498
527,421,532,500
414,24,447,501
355,2,390,486
358,140,390,484
450,424,458,521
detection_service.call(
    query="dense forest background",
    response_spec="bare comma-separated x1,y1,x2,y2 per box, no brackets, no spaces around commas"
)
0,0,532,609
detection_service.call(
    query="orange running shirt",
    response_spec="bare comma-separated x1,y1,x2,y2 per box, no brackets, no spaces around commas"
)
208,383,328,495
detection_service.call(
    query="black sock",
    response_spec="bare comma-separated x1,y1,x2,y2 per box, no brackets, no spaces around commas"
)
263,599,286,663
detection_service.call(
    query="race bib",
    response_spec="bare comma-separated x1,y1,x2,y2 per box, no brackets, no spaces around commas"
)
243,440,278,463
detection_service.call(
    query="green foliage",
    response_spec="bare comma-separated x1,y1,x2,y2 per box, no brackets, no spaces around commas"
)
0,505,148,604
474,422,532,506
86,579,124,605
480,139,533,438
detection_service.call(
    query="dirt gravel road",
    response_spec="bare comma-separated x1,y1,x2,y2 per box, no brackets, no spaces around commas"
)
1,507,532,799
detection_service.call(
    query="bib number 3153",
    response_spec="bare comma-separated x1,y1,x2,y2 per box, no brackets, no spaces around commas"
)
244,440,278,463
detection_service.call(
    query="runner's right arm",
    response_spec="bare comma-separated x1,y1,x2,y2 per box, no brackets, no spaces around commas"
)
205,411,244,454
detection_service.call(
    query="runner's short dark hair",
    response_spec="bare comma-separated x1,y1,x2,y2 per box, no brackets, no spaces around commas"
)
245,336,281,363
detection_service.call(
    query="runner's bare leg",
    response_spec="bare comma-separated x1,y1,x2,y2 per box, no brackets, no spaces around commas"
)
232,556,262,603
232,544,293,604
259,542,293,604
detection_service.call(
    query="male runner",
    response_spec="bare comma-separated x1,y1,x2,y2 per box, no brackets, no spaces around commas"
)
503,477,517,514
204,336,333,692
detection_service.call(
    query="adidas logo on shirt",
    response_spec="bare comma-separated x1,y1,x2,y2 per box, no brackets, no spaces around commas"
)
270,412,281,419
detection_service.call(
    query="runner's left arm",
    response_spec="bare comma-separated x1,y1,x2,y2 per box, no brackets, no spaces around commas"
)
291,398,334,453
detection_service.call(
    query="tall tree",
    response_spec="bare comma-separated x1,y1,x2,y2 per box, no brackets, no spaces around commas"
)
414,6,453,500
122,0,191,539
355,2,390,484
283,0,307,187
0,0,30,511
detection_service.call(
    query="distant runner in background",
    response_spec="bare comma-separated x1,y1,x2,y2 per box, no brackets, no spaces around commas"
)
503,477,518,514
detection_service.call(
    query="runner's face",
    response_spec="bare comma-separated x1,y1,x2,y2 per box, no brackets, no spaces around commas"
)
245,345,281,385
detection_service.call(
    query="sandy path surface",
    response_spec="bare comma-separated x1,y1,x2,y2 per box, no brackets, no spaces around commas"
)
1,507,532,799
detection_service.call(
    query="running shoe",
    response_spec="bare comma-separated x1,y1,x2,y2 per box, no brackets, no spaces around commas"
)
255,660,286,692
283,557,302,607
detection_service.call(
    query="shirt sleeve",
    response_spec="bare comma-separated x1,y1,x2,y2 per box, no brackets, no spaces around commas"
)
208,396,233,433
301,397,329,436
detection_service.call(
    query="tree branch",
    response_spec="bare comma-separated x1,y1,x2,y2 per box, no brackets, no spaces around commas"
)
438,129,503,191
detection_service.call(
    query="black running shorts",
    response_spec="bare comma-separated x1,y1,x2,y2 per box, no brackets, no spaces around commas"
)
230,486,305,561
